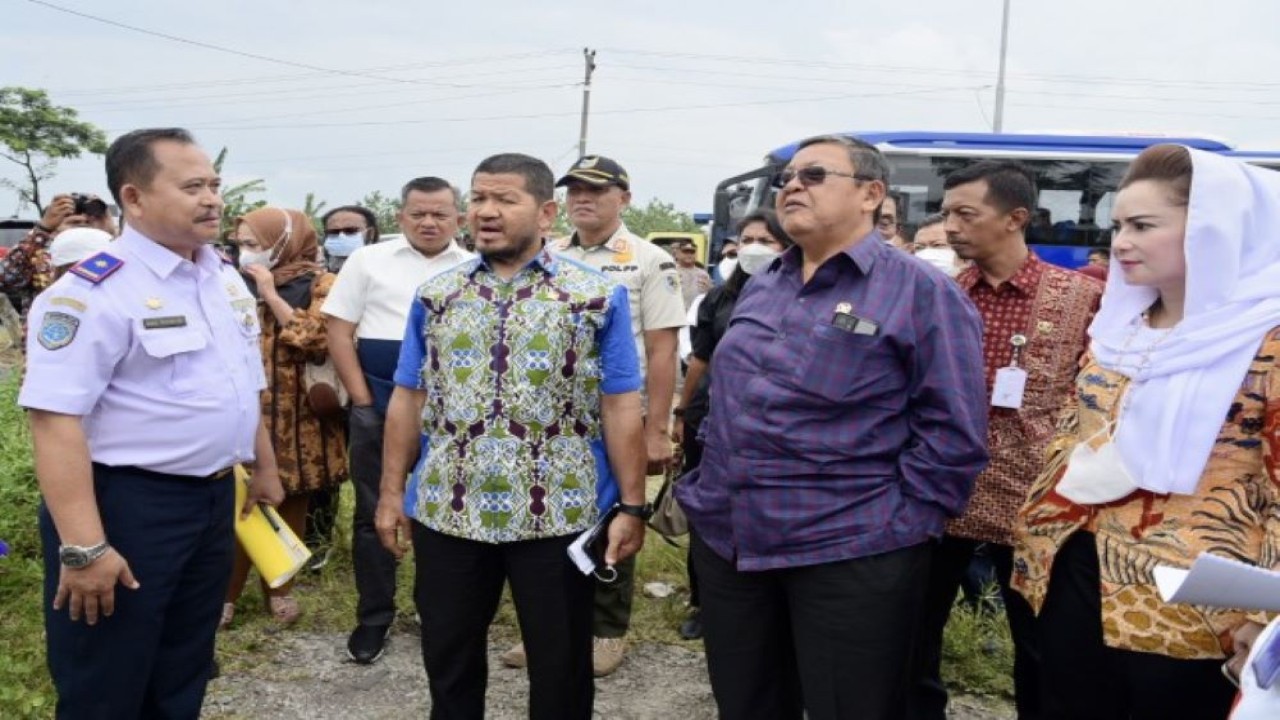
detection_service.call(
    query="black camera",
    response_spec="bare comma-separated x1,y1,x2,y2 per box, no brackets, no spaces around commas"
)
71,193,107,217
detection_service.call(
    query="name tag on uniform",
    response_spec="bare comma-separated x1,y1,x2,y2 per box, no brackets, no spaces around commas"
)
143,315,188,330
992,366,1027,409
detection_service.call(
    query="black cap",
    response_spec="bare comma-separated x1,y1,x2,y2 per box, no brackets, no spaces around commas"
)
556,155,630,190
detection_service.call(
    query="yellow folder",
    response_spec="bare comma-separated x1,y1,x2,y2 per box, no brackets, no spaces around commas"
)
233,466,312,589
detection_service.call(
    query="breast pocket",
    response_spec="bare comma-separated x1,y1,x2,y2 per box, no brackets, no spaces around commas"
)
238,320,267,390
137,328,210,397
796,323,901,403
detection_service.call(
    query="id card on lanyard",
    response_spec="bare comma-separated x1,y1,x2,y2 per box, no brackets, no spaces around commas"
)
992,333,1028,409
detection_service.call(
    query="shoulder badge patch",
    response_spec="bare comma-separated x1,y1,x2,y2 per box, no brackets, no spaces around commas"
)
38,311,80,350
69,252,124,284
665,274,681,293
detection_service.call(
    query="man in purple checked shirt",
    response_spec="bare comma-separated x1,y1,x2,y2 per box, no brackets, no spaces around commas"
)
676,135,989,720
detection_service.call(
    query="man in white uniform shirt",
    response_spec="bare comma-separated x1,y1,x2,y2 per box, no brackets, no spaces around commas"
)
322,176,473,664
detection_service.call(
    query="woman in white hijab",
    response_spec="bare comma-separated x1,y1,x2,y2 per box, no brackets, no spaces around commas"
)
1012,144,1280,719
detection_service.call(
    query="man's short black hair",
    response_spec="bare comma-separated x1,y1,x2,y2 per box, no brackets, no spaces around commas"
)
105,127,196,208
917,211,945,230
400,176,461,209
943,160,1038,220
794,134,890,184
1087,247,1110,259
472,154,555,204
321,204,381,243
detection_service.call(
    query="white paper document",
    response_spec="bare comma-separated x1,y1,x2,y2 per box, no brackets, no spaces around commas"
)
1153,553,1280,612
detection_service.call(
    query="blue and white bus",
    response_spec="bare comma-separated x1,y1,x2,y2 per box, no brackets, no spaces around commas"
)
710,132,1280,268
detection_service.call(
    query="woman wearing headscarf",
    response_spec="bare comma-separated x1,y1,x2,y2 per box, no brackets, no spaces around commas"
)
1013,145,1280,719
221,207,348,626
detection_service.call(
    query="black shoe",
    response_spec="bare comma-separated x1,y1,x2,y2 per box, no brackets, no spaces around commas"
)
347,624,391,664
679,609,703,640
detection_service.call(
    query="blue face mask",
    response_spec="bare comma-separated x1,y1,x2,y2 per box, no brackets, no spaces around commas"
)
323,231,364,258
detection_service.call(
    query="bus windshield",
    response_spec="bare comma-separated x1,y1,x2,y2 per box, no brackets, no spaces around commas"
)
712,132,1280,269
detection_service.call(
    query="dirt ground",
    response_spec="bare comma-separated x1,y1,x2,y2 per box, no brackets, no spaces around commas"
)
203,629,1014,719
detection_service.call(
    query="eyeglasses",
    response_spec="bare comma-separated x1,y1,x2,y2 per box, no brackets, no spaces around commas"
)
326,226,367,235
770,166,875,189
877,217,900,229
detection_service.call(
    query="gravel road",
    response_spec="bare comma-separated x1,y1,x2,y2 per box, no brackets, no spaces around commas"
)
203,630,1014,719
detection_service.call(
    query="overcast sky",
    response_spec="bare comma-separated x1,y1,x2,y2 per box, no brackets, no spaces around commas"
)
5,0,1280,219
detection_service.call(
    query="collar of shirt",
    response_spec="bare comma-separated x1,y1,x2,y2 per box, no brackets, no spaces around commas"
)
568,222,633,253
773,229,884,285
390,236,469,263
117,227,224,279
956,251,1044,297
469,244,559,280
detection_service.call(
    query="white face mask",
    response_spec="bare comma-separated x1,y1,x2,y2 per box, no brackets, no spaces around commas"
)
916,247,959,277
239,248,276,270
1056,426,1139,505
718,257,738,279
737,243,778,276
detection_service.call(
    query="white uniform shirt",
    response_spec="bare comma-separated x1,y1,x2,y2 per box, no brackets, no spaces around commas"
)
553,224,685,376
322,237,474,340
19,228,267,476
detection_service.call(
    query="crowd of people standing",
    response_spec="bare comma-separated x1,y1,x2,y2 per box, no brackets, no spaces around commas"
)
12,125,1280,720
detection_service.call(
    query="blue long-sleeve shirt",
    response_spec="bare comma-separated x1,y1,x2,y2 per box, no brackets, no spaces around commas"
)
676,234,989,571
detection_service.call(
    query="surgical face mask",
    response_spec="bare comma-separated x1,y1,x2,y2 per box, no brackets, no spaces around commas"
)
916,247,959,277
238,248,276,270
718,257,738,279
1055,425,1139,505
737,243,778,276
324,231,364,258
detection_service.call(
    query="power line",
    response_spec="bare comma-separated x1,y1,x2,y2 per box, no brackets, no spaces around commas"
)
24,0,562,91
47,50,580,97
601,46,1280,91
159,85,981,133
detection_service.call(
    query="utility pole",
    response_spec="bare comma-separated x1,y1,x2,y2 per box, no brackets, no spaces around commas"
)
992,0,1011,133
578,48,597,158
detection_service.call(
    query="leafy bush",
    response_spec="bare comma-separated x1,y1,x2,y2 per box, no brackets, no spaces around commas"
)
0,371,56,717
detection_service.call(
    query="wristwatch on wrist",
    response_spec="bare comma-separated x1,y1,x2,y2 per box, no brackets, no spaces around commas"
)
59,541,110,569
616,502,654,521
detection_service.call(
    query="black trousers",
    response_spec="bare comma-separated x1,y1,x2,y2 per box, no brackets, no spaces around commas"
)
412,523,594,720
40,465,233,719
692,531,931,720
350,404,398,627
908,536,1041,719
1038,532,1236,720
680,418,704,608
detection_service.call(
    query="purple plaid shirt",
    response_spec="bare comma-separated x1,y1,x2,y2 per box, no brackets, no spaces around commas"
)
676,234,989,571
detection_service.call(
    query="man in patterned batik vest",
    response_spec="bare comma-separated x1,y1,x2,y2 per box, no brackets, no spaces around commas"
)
908,160,1102,720
373,153,649,720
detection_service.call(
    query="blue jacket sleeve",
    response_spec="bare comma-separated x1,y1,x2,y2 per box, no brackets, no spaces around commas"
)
393,297,428,389
598,284,643,395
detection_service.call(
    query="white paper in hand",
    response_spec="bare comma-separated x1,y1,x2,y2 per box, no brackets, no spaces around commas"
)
1154,553,1280,612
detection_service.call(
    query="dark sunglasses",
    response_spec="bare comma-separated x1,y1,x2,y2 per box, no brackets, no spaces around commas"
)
770,166,874,189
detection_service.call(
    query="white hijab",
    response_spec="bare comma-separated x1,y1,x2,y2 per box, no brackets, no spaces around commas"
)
1090,147,1280,496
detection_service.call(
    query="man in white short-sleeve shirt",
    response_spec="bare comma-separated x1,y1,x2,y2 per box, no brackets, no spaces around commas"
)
322,176,473,664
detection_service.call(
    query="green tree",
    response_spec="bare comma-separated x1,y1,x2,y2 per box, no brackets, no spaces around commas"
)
0,87,108,214
620,198,701,238
212,148,266,237
360,191,402,234
551,197,701,239
302,192,328,235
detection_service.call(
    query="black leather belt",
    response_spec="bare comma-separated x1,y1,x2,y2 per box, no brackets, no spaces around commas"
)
95,463,235,482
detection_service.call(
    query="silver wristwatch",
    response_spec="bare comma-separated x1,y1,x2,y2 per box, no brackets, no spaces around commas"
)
59,541,110,569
